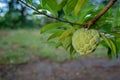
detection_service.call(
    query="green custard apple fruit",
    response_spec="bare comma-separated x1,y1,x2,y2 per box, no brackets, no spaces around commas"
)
72,28,100,55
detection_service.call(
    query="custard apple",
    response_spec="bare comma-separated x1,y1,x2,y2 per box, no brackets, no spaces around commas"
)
72,28,100,55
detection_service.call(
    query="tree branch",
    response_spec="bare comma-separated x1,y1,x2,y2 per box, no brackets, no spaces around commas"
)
19,0,117,28
87,0,117,28
19,0,86,26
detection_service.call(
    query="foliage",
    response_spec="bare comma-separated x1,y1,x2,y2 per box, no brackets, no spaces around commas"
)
20,0,120,59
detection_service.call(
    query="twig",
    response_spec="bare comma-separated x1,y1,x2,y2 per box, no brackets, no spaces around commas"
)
87,0,117,28
18,0,86,26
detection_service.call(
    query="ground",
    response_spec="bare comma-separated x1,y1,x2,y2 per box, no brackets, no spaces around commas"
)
0,56,120,80
0,29,120,80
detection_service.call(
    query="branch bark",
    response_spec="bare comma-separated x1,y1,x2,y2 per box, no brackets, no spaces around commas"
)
87,0,117,28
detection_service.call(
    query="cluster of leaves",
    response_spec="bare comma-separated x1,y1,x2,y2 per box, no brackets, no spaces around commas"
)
97,1,120,58
41,22,75,58
24,0,120,59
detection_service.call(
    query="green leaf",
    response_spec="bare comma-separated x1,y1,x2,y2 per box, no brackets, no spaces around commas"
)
116,38,120,53
58,28,74,41
40,0,47,8
64,1,95,23
110,32,120,38
62,36,72,50
100,33,117,57
77,6,94,23
74,0,87,16
26,0,32,4
59,0,68,9
41,22,66,33
36,4,42,10
47,31,64,40
46,0,59,16
56,28,74,48
56,40,62,48
63,0,78,15
107,47,112,59
67,45,76,59
113,7,120,27
98,24,113,32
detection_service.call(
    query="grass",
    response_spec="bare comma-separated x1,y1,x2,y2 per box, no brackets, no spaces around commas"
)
0,29,69,64
0,29,108,64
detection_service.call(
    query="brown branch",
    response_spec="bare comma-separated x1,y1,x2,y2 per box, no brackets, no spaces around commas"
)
19,0,86,26
87,0,117,28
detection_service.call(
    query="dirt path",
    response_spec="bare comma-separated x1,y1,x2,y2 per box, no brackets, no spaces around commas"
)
0,56,120,80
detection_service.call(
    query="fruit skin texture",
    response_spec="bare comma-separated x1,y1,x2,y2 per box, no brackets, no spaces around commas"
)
72,28,100,55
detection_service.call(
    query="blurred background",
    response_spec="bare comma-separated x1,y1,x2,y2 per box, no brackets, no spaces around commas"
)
0,0,54,29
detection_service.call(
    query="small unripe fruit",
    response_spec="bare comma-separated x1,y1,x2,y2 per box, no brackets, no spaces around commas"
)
72,28,100,55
